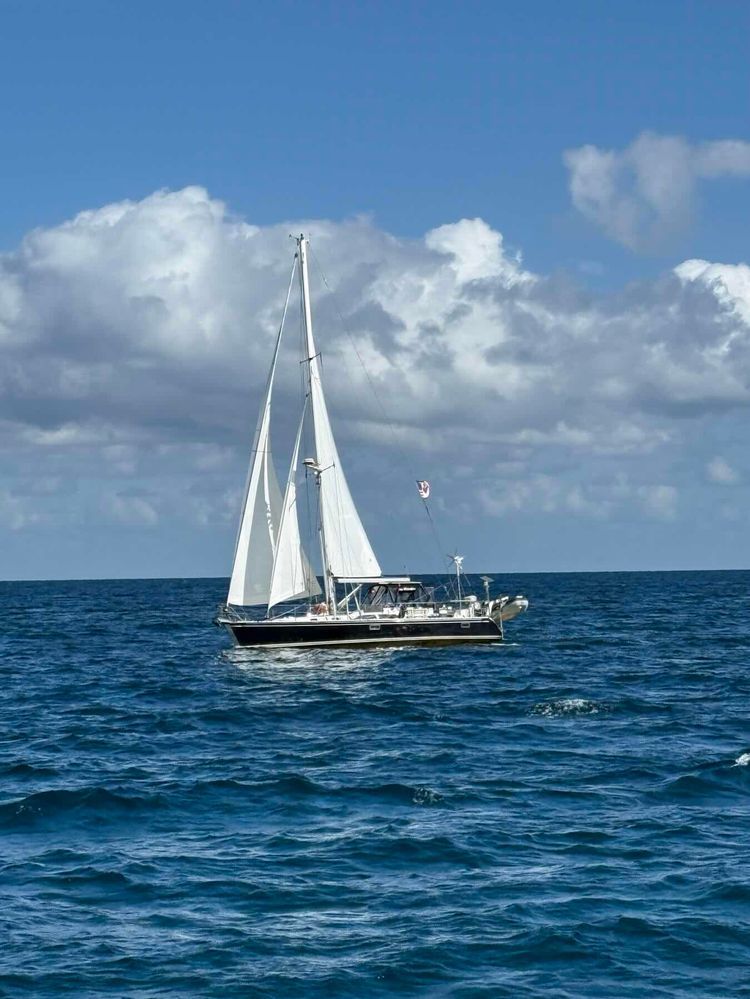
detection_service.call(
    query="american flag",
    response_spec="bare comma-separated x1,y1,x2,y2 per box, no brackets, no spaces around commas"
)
416,480,430,500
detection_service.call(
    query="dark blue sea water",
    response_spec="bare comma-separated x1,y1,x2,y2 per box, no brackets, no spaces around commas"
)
2,571,750,997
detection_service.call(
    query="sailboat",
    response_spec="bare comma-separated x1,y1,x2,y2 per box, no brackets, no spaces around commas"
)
215,235,528,649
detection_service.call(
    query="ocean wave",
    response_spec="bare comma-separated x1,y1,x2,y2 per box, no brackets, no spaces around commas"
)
530,697,609,717
653,768,748,802
697,882,750,903
0,761,59,778
38,866,133,888
347,832,489,867
254,775,447,807
0,786,166,829
162,774,451,811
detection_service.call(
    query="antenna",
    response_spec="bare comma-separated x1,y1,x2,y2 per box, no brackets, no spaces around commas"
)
480,575,493,605
448,552,464,606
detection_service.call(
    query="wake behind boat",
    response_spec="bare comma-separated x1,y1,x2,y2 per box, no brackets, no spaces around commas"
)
216,235,528,649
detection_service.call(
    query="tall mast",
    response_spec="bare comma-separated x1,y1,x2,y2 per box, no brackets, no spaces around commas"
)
297,234,334,611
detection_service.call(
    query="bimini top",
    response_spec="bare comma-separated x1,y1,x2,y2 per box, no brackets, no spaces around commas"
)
336,576,413,585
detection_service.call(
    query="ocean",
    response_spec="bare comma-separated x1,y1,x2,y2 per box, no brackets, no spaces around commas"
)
1,571,749,997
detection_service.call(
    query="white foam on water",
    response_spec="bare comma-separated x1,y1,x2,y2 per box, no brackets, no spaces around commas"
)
733,752,750,767
532,697,604,718
412,786,443,806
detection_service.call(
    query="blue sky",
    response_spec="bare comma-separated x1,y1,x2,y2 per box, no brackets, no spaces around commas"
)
3,1,748,269
2,0,750,579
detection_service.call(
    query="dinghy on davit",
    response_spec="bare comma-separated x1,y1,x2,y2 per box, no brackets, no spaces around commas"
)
215,235,528,650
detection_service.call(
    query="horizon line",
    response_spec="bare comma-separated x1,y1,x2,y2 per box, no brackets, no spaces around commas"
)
1,566,749,584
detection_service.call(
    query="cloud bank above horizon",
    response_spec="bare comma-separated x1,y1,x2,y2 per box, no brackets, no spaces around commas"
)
1,185,749,575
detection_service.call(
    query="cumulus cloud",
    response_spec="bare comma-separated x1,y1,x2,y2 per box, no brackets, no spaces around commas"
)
564,132,750,250
0,489,37,530
637,484,678,520
104,492,159,527
1,186,750,572
707,456,739,484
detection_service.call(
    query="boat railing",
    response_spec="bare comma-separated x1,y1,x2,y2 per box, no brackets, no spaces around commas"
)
214,603,252,624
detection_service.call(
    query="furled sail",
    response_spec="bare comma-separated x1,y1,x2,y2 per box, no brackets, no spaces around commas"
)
227,263,295,606
268,400,320,609
298,238,381,580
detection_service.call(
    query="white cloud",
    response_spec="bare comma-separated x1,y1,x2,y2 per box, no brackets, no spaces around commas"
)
0,489,39,530
104,493,159,527
707,456,739,484
424,218,529,285
675,259,750,325
1,186,750,560
479,476,610,519
637,484,678,520
564,132,750,250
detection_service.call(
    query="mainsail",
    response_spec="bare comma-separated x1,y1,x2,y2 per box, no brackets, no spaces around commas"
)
298,237,381,581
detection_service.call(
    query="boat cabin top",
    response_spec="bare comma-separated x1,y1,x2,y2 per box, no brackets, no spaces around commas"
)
359,580,431,608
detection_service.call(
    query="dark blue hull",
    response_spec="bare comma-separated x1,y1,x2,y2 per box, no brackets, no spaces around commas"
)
225,616,502,649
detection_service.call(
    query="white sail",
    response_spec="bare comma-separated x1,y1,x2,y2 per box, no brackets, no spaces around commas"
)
268,401,320,609
309,369,381,577
227,387,284,606
298,238,381,580
227,263,295,606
